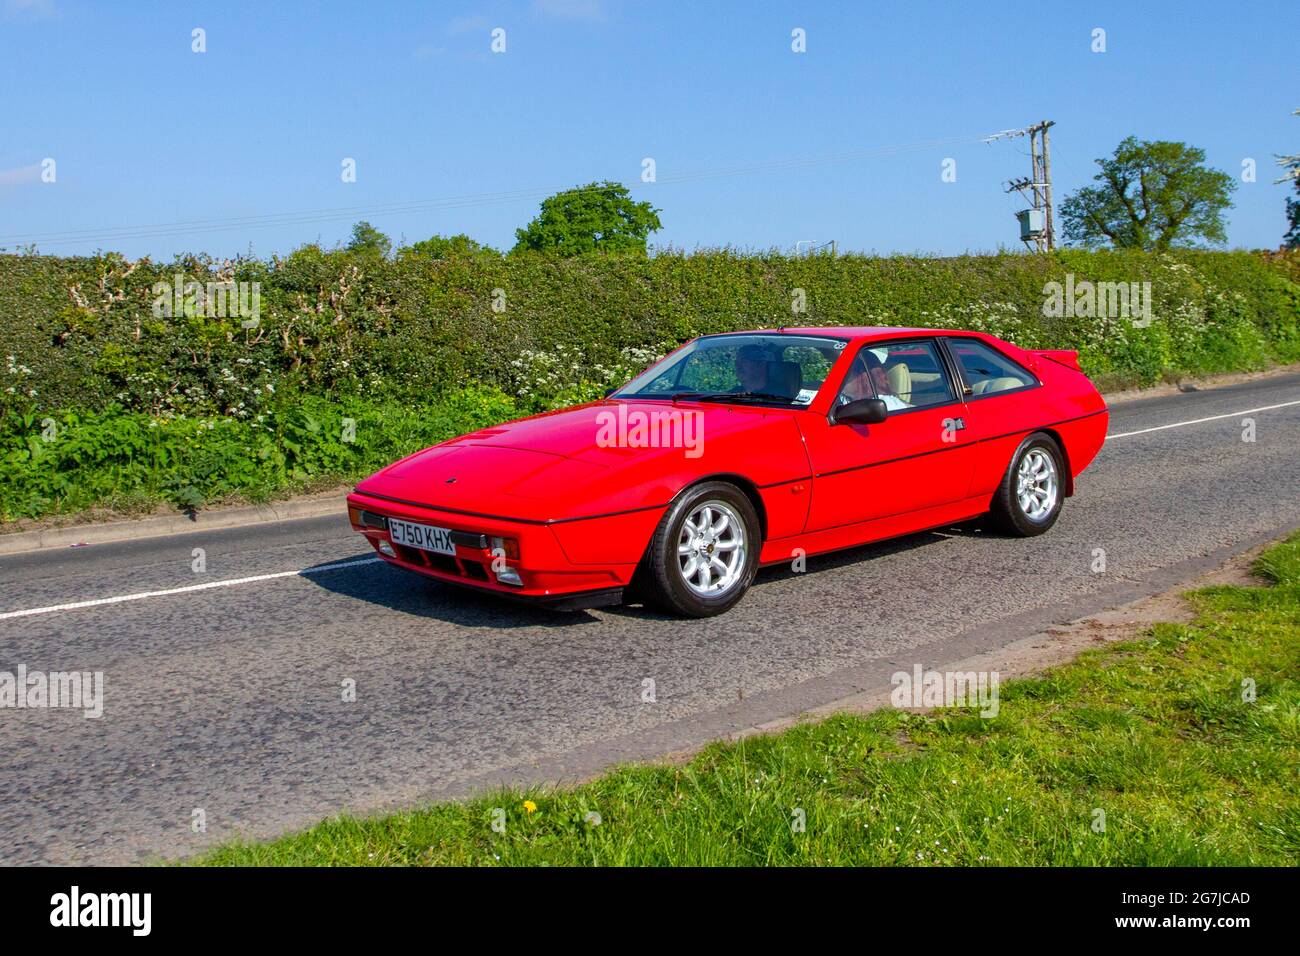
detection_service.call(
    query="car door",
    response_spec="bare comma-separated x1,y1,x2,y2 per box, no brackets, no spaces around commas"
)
940,335,1044,501
801,338,974,532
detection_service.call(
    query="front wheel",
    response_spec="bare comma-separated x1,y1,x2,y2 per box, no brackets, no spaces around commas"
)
990,433,1065,536
643,481,760,617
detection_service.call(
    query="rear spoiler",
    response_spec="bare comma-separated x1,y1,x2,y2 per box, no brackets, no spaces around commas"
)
1032,349,1082,372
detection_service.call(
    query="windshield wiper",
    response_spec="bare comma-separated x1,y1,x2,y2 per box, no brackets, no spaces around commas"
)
670,391,793,405
664,392,712,403
729,391,794,403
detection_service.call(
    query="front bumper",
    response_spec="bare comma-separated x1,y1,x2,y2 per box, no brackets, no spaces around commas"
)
346,491,638,606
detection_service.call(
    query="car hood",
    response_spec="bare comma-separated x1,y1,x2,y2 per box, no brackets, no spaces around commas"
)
354,400,803,522
450,400,722,460
357,443,602,517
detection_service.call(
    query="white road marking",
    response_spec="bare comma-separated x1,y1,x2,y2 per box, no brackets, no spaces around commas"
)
1106,399,1300,440
4,395,1300,623
0,557,381,621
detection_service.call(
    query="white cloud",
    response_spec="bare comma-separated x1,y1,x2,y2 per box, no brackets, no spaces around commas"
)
4,0,56,20
446,14,490,34
533,0,606,22
0,163,43,187
417,13,493,57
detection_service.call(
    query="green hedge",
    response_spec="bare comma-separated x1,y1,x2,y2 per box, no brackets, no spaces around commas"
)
2,248,1298,422
1,247,1298,521
0,389,519,521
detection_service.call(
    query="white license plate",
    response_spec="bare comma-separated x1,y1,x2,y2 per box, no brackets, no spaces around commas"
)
388,518,457,556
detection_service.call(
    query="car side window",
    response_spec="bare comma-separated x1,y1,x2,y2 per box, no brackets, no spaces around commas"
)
835,340,956,413
948,339,1036,396
835,352,876,405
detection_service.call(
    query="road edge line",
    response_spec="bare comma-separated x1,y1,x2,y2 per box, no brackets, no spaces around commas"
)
0,495,349,557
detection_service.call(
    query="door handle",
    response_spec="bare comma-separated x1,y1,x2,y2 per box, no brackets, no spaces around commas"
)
943,416,966,431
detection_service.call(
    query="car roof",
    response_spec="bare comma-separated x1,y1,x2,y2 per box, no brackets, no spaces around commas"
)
707,326,985,344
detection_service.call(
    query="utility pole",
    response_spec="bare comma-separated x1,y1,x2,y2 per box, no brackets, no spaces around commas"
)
1041,122,1054,250
986,120,1056,252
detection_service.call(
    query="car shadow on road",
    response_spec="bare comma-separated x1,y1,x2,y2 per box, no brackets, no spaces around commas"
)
759,520,993,580
304,519,993,628
603,518,991,621
301,551,612,629
759,518,990,585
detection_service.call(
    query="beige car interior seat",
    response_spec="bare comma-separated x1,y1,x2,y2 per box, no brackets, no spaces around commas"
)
885,362,912,403
971,376,1024,395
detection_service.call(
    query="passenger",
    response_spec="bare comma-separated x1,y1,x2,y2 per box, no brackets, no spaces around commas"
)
839,350,910,411
838,356,873,402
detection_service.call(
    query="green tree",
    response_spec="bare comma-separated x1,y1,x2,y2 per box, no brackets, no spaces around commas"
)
1283,184,1299,250
400,233,496,260
1060,137,1236,250
513,181,662,256
346,221,392,258
1279,109,1299,249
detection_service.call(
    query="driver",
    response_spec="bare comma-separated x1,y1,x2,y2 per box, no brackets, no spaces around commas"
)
734,343,776,393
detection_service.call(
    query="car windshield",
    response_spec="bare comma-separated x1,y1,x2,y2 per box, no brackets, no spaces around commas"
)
612,333,848,406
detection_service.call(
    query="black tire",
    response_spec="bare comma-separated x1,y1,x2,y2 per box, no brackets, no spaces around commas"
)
642,481,761,617
990,432,1065,536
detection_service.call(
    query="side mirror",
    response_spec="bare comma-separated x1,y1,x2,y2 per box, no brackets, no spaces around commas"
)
831,397,888,425
604,387,618,398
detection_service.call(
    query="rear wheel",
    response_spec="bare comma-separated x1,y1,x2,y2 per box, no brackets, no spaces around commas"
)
643,481,760,617
991,433,1064,536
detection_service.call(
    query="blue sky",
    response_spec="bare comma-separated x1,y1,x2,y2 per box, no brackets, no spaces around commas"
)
1,0,1296,258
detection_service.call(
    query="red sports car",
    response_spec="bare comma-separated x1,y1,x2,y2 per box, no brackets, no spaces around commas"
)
347,328,1108,617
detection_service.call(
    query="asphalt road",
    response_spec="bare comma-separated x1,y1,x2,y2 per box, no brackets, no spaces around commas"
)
2,374,1299,865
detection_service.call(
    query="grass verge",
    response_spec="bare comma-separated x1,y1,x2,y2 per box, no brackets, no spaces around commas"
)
198,534,1300,866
